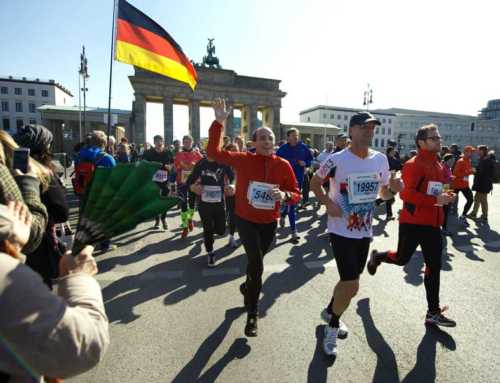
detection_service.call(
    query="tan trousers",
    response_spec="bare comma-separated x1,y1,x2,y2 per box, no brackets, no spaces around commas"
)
471,192,488,218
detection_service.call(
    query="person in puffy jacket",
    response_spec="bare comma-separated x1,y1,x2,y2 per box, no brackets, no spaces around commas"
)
470,145,495,223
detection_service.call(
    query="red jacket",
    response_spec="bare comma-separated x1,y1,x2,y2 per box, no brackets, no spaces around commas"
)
174,149,203,184
399,150,447,228
207,121,301,224
451,157,473,190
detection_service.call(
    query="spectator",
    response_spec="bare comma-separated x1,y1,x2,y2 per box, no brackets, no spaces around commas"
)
116,143,131,163
0,201,109,382
470,145,495,223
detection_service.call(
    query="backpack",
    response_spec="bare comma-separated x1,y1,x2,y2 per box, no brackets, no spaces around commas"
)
72,152,105,195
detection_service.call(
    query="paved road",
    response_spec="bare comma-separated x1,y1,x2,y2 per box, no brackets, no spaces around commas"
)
69,186,500,383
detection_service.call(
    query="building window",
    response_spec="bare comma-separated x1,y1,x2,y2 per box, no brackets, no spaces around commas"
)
41,89,49,97
16,119,24,129
343,126,347,132
29,119,37,124
2,119,10,130
28,88,35,96
376,127,379,134
381,138,385,147
330,113,334,119
15,102,23,113
344,115,348,120
323,113,327,119
337,115,341,120
388,127,391,135
382,118,386,123
1,101,8,112
29,103,36,113
388,118,392,124
307,117,310,122
14,88,22,95
382,127,385,135
374,138,379,147
0,87,7,94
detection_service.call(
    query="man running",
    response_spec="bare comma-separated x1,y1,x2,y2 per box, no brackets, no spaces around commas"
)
277,128,313,243
143,135,174,231
310,111,403,357
452,145,475,225
207,99,301,337
368,124,457,329
187,156,235,267
174,135,203,238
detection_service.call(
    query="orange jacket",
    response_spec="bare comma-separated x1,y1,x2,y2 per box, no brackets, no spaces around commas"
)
174,149,203,184
207,120,301,224
451,157,473,190
399,149,447,228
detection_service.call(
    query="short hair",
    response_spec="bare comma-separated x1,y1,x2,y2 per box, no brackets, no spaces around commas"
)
415,124,438,150
182,135,193,142
286,128,299,137
153,135,163,142
478,145,488,154
251,127,275,142
173,139,180,145
88,130,107,148
386,146,394,155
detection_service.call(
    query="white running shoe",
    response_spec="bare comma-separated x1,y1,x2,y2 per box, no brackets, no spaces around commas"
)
320,308,349,338
228,235,239,248
323,326,338,356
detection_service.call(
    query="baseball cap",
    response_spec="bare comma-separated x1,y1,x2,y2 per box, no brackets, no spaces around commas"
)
336,133,348,139
349,112,381,127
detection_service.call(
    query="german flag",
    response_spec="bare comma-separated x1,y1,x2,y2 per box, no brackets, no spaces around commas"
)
115,0,197,90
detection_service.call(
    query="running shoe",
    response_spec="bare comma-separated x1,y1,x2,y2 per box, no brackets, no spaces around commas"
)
425,307,456,327
323,326,338,356
153,222,160,230
229,235,239,248
320,309,349,338
291,230,300,244
162,220,168,230
458,215,469,226
367,249,382,275
181,227,189,238
245,314,258,337
207,252,216,268
188,219,194,231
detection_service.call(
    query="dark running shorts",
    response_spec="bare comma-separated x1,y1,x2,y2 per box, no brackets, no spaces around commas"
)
329,233,371,281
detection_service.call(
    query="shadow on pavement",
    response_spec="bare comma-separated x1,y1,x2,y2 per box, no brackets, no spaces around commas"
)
401,325,456,383
307,325,335,383
171,307,249,383
357,298,400,383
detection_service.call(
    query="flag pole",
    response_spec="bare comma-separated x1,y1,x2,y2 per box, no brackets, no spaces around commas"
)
106,0,118,147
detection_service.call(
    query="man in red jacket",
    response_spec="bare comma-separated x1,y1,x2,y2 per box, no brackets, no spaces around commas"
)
368,123,457,327
207,98,301,337
452,145,475,224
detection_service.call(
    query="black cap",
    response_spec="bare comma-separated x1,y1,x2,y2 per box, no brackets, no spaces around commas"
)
349,112,381,127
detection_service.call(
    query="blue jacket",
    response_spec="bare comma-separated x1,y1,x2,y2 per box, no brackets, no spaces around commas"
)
76,146,116,168
276,142,313,185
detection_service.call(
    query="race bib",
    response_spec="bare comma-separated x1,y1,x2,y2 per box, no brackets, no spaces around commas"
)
181,170,192,184
247,181,277,210
347,173,380,204
426,181,443,196
202,185,222,203
152,170,169,183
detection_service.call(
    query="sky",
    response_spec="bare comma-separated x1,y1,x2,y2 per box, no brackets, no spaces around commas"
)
1,0,499,142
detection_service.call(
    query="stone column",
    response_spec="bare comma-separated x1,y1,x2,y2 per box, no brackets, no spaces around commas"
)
133,94,146,144
163,96,174,144
272,106,281,140
189,100,201,144
244,104,258,138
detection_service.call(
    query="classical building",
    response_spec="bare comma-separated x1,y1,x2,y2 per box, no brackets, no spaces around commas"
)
299,106,396,150
0,76,73,134
300,102,500,154
129,66,286,145
280,122,340,149
39,105,131,153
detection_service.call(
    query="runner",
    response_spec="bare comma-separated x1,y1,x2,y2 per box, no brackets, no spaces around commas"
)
174,135,203,238
310,111,403,356
143,134,174,231
452,145,475,225
207,98,301,337
367,124,457,331
276,128,313,243
187,155,235,267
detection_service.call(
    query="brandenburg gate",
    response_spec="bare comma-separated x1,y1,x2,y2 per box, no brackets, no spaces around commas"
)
128,41,286,144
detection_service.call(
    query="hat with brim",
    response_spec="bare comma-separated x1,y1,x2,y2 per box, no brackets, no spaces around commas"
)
349,112,381,127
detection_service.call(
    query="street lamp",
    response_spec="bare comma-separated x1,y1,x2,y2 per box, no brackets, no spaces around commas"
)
363,83,373,111
79,45,89,140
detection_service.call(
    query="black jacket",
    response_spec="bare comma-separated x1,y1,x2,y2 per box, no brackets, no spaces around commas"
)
472,156,495,193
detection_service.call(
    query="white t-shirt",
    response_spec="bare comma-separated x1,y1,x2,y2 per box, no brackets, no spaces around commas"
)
316,148,390,239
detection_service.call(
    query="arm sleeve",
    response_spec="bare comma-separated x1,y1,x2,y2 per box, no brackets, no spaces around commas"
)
14,174,48,254
207,120,246,168
399,161,437,207
315,155,335,181
304,146,313,167
0,259,109,379
380,156,391,186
